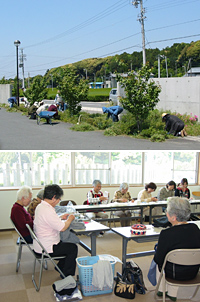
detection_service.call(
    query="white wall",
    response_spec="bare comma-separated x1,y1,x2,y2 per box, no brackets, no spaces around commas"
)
0,84,13,103
1,184,200,230
117,77,200,119
155,77,200,118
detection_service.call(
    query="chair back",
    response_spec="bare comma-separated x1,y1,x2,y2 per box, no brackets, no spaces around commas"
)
166,248,200,266
60,200,77,206
26,224,50,256
192,191,200,199
10,218,33,249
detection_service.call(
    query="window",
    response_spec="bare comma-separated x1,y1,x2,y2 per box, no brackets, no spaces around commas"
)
144,151,198,184
75,152,109,185
0,151,198,188
0,152,71,187
111,151,142,184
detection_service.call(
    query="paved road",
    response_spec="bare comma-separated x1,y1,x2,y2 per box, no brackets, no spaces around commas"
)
1,108,200,150
81,101,108,113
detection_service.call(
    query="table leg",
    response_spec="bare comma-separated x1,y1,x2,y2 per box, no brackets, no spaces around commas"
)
122,237,128,271
149,206,153,224
90,232,97,256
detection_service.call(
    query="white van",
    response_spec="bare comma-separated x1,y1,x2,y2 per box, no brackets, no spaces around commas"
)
109,88,118,105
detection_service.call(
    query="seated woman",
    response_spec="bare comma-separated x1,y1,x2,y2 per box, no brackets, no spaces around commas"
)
175,178,190,199
27,188,44,218
154,197,200,301
10,186,33,243
86,179,109,220
113,182,133,227
157,180,176,201
137,182,162,220
33,184,77,278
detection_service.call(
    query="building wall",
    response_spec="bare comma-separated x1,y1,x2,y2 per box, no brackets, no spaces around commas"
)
155,77,200,118
117,77,200,119
0,84,13,104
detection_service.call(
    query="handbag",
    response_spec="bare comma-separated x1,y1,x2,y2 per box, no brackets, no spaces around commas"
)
114,275,135,299
123,261,146,294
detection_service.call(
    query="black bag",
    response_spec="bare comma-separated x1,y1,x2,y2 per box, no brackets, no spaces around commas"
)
122,261,146,295
152,216,172,228
114,274,135,299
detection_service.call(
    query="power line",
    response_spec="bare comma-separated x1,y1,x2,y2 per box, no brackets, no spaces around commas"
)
24,0,129,49
146,0,200,12
27,18,200,70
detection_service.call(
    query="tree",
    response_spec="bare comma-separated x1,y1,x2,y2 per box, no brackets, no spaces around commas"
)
24,76,47,106
58,67,89,116
117,64,161,132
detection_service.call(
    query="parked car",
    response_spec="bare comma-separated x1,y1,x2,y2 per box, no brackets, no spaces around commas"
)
109,88,118,105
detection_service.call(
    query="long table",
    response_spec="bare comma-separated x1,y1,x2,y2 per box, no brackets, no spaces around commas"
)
75,203,145,224
112,225,161,271
112,220,200,271
71,220,110,256
74,200,200,225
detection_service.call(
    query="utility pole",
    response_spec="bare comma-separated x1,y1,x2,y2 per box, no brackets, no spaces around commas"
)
132,0,146,66
19,48,26,89
158,54,168,78
84,68,87,79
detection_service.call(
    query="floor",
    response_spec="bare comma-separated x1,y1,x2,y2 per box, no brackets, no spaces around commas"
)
0,225,199,302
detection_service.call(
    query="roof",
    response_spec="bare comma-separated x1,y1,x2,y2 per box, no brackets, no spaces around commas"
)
89,82,104,84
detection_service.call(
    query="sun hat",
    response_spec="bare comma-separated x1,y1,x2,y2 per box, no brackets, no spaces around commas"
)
162,113,168,118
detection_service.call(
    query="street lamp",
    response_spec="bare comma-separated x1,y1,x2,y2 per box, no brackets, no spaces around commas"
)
14,40,21,106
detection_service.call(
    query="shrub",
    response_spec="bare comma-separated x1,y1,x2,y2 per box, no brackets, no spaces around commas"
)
87,95,109,102
70,122,96,131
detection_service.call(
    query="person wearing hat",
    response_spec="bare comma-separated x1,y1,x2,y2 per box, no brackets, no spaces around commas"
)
162,113,187,137
27,189,44,218
28,102,39,119
36,102,49,115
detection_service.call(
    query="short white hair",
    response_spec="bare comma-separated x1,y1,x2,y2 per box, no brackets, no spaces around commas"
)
17,186,32,201
119,182,129,191
92,179,102,186
167,197,191,222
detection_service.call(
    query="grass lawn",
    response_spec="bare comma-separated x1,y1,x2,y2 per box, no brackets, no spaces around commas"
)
88,88,111,96
47,87,111,99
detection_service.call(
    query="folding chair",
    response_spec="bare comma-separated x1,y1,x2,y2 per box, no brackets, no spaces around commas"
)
60,200,77,206
10,218,33,272
154,248,200,301
26,224,66,291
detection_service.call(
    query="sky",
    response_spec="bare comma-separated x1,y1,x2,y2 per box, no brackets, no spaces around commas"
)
1,0,200,80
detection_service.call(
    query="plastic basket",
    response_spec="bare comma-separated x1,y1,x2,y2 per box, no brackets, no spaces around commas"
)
76,254,116,296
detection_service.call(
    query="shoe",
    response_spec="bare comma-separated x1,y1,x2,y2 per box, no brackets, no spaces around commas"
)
166,293,177,301
156,291,167,297
180,130,184,137
98,231,104,237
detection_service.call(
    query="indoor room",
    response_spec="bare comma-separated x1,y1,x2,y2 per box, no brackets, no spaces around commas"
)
0,151,200,302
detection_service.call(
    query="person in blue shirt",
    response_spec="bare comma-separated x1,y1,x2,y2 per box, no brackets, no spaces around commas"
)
8,97,17,108
102,106,123,122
